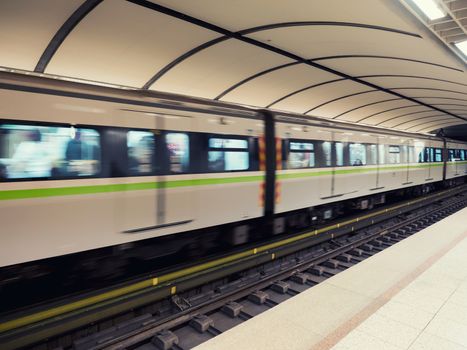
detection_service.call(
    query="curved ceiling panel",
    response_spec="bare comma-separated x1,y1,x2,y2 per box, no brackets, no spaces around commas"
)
333,99,423,123
362,76,467,95
410,120,464,133
309,90,392,117
246,26,455,66
395,115,456,130
46,0,219,87
0,0,465,135
0,0,84,71
357,105,432,125
150,40,292,99
390,88,467,100
379,110,455,128
149,0,416,32
415,97,467,105
322,57,466,83
274,80,369,114
218,64,335,107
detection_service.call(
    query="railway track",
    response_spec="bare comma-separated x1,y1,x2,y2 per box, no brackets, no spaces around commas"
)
76,191,467,350
1,185,466,350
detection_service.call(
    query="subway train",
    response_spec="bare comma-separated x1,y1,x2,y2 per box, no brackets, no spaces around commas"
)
0,72,466,284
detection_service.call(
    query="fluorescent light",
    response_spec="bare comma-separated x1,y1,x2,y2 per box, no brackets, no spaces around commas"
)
412,0,446,20
454,40,467,56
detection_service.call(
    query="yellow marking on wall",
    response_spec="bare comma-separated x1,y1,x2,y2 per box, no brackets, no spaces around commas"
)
171,286,177,295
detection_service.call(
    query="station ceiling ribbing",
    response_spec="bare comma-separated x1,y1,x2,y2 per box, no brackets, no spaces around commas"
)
1,0,466,133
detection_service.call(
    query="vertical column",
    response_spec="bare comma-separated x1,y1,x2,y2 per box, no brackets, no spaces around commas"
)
262,110,276,221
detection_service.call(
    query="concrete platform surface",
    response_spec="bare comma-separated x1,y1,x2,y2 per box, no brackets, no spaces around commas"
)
193,207,467,350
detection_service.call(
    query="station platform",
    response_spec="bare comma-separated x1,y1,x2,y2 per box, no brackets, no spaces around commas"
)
194,207,467,350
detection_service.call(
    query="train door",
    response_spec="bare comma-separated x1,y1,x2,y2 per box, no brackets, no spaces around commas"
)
318,132,334,200
332,140,347,196
425,141,434,181
387,144,403,186
366,137,379,191
401,139,412,186
119,125,159,234
161,125,195,228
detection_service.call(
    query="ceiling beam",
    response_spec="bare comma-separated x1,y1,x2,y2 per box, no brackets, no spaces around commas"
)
35,0,103,73
127,0,467,123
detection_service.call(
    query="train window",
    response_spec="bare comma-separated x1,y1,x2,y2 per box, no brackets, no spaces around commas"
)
378,144,386,164
408,146,416,163
166,133,189,173
387,145,400,164
322,142,332,167
0,124,100,180
335,142,344,166
209,138,247,149
127,131,155,175
367,144,377,165
288,141,315,169
448,149,455,161
208,137,249,171
422,147,435,163
349,143,366,166
461,150,466,161
400,145,408,163
289,142,313,151
434,148,442,162
416,146,424,163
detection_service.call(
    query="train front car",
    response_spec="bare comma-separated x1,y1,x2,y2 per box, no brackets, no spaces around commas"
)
0,74,264,283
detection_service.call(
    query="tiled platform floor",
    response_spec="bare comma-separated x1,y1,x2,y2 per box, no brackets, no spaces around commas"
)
194,207,467,350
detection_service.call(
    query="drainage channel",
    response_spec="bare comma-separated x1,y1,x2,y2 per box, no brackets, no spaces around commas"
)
67,192,467,350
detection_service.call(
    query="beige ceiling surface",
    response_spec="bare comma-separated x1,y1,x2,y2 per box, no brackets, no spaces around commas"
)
0,0,466,133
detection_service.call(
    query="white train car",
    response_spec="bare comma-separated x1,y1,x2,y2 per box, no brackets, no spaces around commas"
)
275,114,445,222
0,72,465,280
0,74,265,268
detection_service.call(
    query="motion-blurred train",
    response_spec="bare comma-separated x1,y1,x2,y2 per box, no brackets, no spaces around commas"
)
0,72,466,283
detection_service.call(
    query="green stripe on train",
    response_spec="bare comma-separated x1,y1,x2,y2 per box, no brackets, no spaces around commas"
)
277,162,445,180
0,175,264,200
0,161,461,201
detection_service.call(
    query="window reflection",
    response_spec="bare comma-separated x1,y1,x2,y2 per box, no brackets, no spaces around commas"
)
322,142,332,167
388,146,400,164
166,133,189,173
288,141,314,169
367,144,377,165
349,143,366,166
378,144,386,165
208,137,249,171
434,148,442,162
288,152,315,169
127,131,154,175
0,124,100,179
208,151,249,171
336,142,344,166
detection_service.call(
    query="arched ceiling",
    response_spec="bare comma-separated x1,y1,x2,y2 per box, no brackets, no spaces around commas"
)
0,0,466,134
